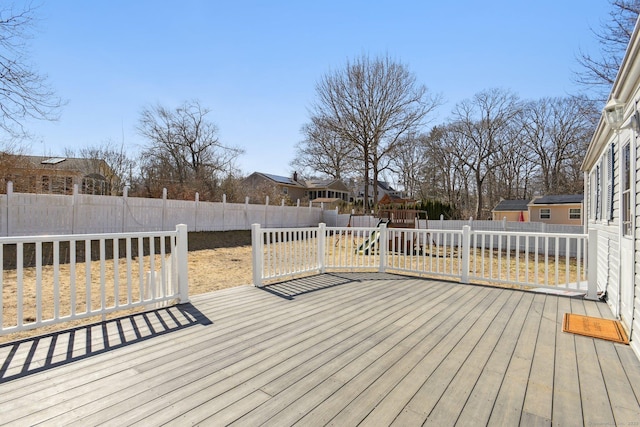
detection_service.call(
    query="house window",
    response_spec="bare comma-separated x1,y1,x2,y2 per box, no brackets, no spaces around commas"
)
41,175,50,193
540,208,550,220
282,187,288,195
569,208,581,220
622,142,631,236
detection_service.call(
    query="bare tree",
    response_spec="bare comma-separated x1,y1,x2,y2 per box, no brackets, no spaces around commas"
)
389,132,428,199
448,88,523,219
291,118,357,180
65,141,137,195
574,0,640,101
522,97,597,195
0,3,63,137
307,54,441,209
137,100,244,200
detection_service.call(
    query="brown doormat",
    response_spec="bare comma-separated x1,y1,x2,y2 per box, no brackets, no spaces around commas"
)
563,313,629,344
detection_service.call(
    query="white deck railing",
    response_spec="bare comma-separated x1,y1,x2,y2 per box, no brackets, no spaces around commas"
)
252,223,595,298
0,224,189,335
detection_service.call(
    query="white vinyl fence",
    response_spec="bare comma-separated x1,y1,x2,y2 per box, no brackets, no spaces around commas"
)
1,183,328,236
0,225,189,335
251,223,595,298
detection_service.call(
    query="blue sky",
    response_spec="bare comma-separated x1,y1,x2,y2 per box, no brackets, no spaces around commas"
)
21,0,610,177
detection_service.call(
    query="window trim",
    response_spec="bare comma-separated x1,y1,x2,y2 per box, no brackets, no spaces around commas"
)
540,208,551,220
569,208,581,220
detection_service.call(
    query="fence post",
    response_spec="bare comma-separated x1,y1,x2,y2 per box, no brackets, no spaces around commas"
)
194,192,199,232
245,197,250,229
318,223,326,273
585,229,599,300
162,188,167,231
461,225,471,283
176,224,190,302
72,184,79,234
222,194,227,232
122,186,128,232
251,223,263,287
378,222,388,273
5,181,12,236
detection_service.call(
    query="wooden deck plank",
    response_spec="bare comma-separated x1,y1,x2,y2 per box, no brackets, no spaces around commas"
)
569,298,617,426
594,339,640,424
212,282,465,426
9,279,395,425
0,277,361,395
520,294,556,425
190,283,468,426
0,280,378,424
451,291,535,426
486,293,545,426
551,295,583,426
248,285,486,427
374,287,513,425
117,280,452,426
0,274,639,426
293,286,497,426
38,279,439,425
417,290,524,426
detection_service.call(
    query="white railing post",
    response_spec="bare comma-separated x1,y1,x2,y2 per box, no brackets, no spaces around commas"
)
176,224,189,303
251,223,264,287
318,223,326,273
461,225,471,283
586,229,598,300
378,222,388,273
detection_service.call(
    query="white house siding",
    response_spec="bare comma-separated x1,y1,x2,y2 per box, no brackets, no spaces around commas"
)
594,225,620,312
633,141,640,358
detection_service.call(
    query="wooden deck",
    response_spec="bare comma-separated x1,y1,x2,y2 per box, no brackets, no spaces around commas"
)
1,273,639,426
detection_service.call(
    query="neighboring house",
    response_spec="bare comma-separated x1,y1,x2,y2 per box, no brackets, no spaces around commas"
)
582,16,640,359
243,172,349,204
491,199,530,222
304,178,349,202
243,172,307,202
379,193,416,207
0,154,116,195
352,180,403,205
528,194,584,226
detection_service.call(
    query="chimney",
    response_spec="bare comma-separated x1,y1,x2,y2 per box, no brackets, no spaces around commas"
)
293,171,298,182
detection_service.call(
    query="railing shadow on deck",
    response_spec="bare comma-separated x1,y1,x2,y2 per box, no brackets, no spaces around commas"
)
0,303,211,383
261,272,410,300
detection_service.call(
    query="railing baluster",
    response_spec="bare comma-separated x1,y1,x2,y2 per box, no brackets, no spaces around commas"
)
126,237,132,304
100,238,106,311
36,241,42,324
53,241,60,320
0,243,3,330
113,238,120,307
17,243,23,328
70,239,76,316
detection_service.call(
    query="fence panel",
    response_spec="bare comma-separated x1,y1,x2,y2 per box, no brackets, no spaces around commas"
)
0,188,324,236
